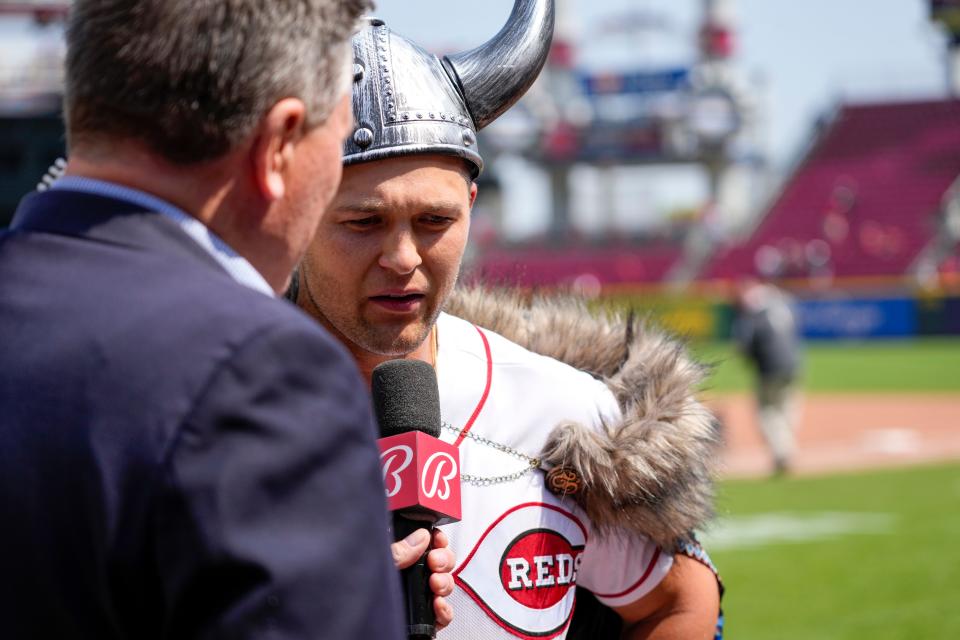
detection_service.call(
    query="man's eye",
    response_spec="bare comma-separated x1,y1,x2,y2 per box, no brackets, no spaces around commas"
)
345,217,378,228
422,215,453,227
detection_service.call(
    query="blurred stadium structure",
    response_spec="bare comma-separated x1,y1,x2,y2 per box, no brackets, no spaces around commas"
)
0,0,67,222
705,100,960,284
473,1,960,282
0,2,67,110
469,0,960,343
474,0,763,283
2,0,960,343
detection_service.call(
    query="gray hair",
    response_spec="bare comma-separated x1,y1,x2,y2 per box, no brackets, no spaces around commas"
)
64,0,371,164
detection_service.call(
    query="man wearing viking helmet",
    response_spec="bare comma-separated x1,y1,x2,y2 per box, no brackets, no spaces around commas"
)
294,1,723,637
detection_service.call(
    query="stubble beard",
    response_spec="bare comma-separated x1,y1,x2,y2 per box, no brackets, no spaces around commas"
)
302,265,459,359
354,304,441,357
307,286,445,358
353,267,461,357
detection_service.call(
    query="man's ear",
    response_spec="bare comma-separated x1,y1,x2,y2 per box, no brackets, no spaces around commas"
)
469,181,478,209
251,98,308,202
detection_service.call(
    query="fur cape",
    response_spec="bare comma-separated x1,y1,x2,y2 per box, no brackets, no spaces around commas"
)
445,286,719,548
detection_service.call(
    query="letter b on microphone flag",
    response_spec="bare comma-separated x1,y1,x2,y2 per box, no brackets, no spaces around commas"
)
378,431,461,525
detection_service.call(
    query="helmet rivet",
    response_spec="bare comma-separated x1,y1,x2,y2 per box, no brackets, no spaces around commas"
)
353,64,364,82
353,127,374,149
416,113,423,119
462,129,476,146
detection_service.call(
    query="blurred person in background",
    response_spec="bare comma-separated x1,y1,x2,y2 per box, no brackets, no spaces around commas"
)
0,1,455,637
291,1,724,637
733,278,803,476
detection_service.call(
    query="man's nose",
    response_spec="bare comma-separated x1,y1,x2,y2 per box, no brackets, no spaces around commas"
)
379,230,422,274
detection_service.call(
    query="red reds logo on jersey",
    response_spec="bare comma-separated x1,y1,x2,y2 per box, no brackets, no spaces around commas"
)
455,503,587,639
501,529,583,610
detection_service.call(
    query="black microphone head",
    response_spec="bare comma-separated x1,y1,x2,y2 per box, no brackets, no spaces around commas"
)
371,359,441,438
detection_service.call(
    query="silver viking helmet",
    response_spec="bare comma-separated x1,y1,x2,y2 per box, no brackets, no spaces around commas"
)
344,0,555,178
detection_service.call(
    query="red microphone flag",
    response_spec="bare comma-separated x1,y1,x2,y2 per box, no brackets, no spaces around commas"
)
378,431,462,525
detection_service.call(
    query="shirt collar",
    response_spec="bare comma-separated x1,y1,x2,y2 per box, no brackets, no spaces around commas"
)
50,176,275,297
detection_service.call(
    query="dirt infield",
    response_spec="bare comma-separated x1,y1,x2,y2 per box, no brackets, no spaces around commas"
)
705,392,960,478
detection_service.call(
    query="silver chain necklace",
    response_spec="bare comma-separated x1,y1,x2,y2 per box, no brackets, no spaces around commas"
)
442,422,542,487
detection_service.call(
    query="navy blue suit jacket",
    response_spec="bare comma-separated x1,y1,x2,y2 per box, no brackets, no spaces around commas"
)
0,189,404,639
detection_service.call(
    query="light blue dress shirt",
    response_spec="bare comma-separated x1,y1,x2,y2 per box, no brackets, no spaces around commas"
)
50,176,274,297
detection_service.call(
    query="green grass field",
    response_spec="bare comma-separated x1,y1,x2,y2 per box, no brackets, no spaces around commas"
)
692,338,960,393
704,463,960,639
685,339,960,636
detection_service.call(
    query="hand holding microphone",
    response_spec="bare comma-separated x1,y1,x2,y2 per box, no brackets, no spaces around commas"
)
391,528,454,629
373,359,461,639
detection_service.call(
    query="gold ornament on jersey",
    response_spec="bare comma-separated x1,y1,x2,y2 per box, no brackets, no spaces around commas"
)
545,466,582,497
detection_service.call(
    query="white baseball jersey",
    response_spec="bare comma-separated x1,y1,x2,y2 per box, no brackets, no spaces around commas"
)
435,313,672,640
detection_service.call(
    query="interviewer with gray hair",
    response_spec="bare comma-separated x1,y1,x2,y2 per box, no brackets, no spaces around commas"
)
0,1,412,637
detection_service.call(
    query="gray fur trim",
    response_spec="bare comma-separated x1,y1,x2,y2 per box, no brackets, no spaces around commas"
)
445,286,719,548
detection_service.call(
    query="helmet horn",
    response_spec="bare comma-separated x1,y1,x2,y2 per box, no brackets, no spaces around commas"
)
442,0,555,131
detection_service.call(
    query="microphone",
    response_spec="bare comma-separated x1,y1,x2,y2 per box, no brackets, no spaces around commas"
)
372,359,461,640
